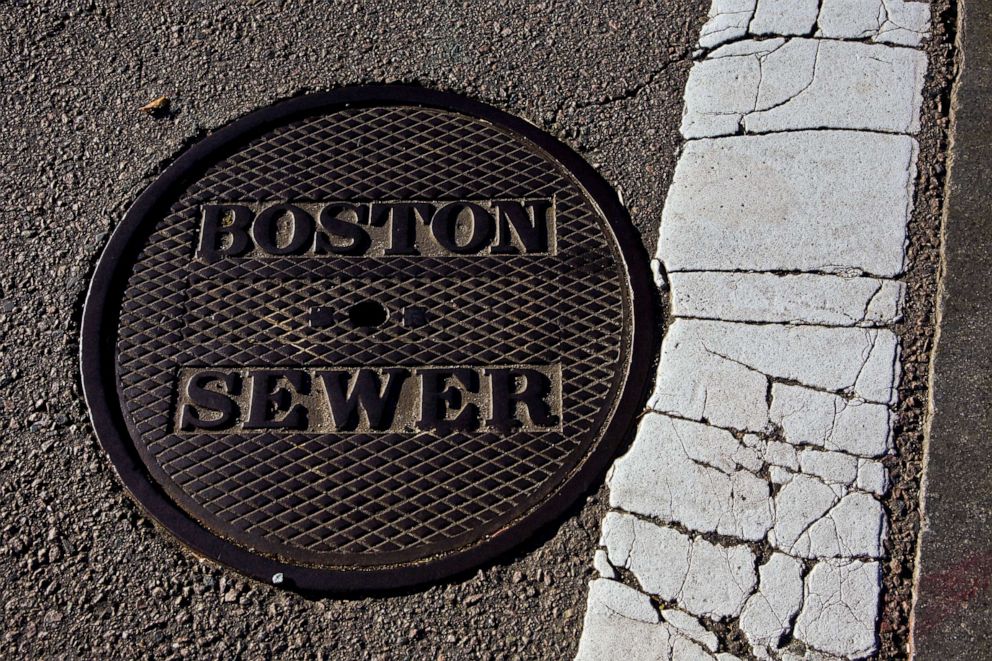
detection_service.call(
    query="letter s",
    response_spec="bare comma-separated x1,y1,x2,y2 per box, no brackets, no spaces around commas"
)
178,371,241,431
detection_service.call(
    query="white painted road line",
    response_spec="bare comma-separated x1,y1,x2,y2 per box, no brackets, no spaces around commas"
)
577,1,930,659
683,39,927,137
660,132,919,276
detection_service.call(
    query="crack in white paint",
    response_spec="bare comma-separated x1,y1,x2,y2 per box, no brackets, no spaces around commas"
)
670,272,905,327
698,0,759,50
685,37,927,138
818,0,930,46
740,553,805,652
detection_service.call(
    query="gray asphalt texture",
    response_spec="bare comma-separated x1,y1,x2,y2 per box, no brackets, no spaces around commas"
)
912,0,992,656
0,1,703,658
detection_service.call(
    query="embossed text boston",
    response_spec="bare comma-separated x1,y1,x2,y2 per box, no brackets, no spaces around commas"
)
196,199,556,260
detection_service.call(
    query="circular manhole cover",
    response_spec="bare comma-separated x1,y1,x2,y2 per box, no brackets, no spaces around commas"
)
81,86,654,590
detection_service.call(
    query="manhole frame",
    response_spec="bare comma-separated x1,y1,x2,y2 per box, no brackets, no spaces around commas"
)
80,85,656,591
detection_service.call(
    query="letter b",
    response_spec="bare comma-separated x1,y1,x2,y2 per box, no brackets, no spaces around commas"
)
196,204,254,262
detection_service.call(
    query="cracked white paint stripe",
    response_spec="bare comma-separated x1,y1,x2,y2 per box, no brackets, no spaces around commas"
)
577,1,930,659
683,38,928,138
660,131,918,276
669,272,905,326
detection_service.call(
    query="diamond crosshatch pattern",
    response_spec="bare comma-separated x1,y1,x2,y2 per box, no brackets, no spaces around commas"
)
89,90,650,586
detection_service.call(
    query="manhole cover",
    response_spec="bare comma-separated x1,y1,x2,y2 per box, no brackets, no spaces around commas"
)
81,86,654,590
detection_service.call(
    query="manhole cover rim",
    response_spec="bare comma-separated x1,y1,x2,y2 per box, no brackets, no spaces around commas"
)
80,85,657,591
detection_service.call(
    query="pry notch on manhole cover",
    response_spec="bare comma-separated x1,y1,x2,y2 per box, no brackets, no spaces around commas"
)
80,86,655,591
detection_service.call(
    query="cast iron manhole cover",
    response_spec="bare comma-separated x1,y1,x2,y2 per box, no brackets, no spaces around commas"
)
81,86,654,590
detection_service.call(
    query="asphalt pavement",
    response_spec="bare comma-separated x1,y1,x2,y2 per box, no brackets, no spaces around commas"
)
0,1,704,659
912,1,992,656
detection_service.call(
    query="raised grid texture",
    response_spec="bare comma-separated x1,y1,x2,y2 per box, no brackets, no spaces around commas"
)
114,105,631,568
